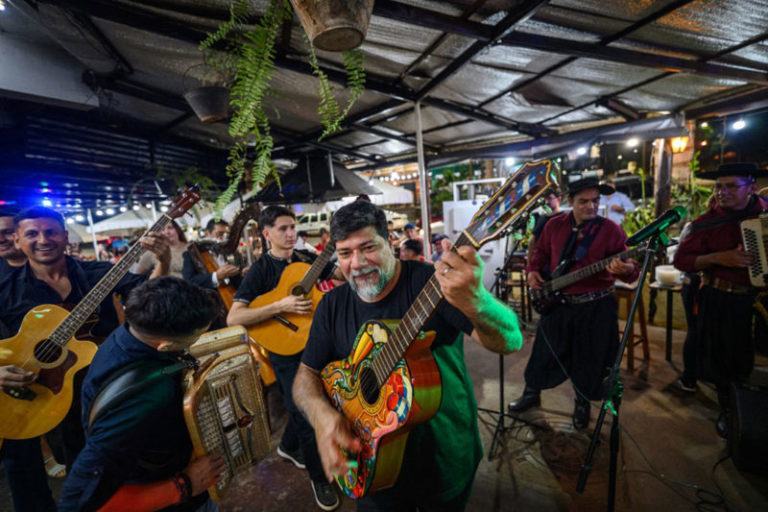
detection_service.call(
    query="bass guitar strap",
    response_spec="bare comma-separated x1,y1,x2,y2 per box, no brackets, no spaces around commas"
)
551,215,605,278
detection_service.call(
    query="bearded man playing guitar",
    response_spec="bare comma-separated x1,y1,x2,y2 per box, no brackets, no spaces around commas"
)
227,205,344,511
293,200,523,511
0,206,170,512
508,178,638,429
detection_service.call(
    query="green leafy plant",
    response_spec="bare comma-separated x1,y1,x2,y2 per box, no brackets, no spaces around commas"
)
622,199,655,235
306,41,366,140
200,0,367,216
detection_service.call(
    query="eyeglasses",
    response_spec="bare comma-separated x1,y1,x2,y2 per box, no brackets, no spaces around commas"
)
714,181,753,193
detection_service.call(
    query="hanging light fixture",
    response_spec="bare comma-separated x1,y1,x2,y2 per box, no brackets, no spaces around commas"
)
670,136,689,153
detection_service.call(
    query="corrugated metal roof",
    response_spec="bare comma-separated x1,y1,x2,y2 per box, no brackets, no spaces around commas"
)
2,0,767,184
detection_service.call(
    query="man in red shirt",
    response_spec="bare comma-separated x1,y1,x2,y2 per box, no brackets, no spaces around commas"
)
674,162,768,438
509,178,638,429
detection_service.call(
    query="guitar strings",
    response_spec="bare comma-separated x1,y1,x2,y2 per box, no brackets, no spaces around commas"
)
24,216,172,372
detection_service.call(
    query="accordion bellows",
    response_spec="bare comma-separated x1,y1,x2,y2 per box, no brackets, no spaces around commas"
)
184,326,271,500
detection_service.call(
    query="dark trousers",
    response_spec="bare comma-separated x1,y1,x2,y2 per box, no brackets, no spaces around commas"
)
524,295,619,400
0,438,56,512
680,274,701,382
269,351,326,483
696,286,756,410
356,473,473,512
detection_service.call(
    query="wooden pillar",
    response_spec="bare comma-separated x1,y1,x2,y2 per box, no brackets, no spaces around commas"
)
653,138,672,217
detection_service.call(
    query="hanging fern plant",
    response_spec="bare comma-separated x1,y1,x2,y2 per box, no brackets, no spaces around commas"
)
306,39,366,140
200,0,367,216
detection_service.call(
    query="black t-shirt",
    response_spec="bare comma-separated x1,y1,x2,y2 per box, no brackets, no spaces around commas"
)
234,249,334,303
0,256,147,338
302,260,481,502
303,260,472,368
0,258,15,279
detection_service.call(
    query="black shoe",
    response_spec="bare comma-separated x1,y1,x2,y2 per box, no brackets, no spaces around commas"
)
716,412,728,439
311,480,340,511
508,388,541,413
277,444,306,469
677,375,697,392
572,397,590,429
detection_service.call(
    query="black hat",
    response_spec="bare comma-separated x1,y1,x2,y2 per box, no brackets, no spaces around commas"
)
697,162,765,179
565,177,614,196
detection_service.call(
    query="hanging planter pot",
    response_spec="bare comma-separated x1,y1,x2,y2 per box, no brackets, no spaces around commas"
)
184,86,230,123
290,0,375,52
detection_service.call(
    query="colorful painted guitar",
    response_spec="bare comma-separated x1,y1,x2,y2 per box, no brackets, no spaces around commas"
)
321,160,558,498
0,186,201,441
246,241,336,355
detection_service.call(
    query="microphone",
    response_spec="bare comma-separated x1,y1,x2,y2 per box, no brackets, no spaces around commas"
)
626,206,686,246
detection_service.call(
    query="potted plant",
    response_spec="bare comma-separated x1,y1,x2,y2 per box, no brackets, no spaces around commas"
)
200,0,369,214
290,0,375,51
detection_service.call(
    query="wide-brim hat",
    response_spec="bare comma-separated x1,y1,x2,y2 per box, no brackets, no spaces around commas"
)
697,162,765,179
565,177,615,196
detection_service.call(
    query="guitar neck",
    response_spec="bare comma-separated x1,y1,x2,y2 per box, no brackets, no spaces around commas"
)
297,242,336,291
545,246,643,293
50,215,173,347
371,233,477,384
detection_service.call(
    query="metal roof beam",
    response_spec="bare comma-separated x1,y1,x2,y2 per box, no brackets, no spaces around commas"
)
51,0,553,146
372,0,493,41
38,0,212,48
271,127,381,164
541,30,768,126
500,32,768,85
422,97,554,137
351,124,440,152
414,0,548,100
597,97,642,121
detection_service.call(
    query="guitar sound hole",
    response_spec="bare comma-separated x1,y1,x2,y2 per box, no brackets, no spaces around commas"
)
33,341,62,363
360,367,380,405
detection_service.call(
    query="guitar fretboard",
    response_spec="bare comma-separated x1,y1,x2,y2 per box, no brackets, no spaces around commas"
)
369,233,473,385
543,246,645,293
48,215,172,347
297,241,336,293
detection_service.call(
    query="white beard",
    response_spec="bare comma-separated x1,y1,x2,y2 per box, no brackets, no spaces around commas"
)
347,256,396,301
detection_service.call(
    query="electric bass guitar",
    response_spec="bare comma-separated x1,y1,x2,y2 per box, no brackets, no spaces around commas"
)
529,245,647,314
0,186,201,440
246,241,336,355
320,160,558,498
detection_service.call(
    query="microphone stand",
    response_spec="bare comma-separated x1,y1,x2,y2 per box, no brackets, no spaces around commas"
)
479,231,543,460
576,231,665,511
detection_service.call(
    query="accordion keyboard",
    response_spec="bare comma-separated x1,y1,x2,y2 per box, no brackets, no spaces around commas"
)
741,214,768,287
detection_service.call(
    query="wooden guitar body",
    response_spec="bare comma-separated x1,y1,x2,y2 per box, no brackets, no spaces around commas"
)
321,320,440,499
0,304,98,439
199,250,238,309
246,262,325,355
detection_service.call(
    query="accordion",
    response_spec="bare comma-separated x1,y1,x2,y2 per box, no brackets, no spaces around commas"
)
184,326,271,500
741,213,768,287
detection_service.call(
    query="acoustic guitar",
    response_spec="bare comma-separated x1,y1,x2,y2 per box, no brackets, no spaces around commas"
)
528,244,647,315
0,186,201,440
320,160,558,498
187,203,261,310
246,241,336,355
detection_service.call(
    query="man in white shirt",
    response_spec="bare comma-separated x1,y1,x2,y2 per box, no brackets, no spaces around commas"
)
602,185,635,226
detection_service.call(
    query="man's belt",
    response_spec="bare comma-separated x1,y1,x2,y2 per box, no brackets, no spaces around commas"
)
701,274,754,295
562,287,615,305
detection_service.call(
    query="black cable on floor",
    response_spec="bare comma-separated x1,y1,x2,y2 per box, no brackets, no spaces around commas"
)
622,426,739,512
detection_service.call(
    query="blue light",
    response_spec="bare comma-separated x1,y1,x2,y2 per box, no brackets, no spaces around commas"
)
42,198,53,207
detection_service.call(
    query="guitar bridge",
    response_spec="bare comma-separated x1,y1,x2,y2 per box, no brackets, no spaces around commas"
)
3,385,37,401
